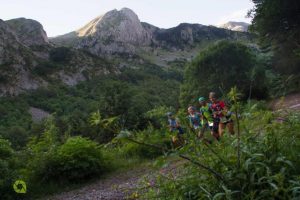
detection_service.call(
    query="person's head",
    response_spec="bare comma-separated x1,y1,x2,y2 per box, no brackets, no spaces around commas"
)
198,97,206,106
209,92,217,103
188,106,195,114
167,112,174,119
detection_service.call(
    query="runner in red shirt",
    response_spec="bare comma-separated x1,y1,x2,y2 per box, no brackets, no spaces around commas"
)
209,92,234,138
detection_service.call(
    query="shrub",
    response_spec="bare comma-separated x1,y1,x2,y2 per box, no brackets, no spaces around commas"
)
145,106,175,129
26,118,107,184
40,136,107,182
3,126,29,149
118,128,173,159
49,47,72,63
33,61,61,76
122,142,163,159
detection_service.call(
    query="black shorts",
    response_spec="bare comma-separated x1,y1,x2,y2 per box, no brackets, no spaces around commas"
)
212,118,220,133
178,127,184,134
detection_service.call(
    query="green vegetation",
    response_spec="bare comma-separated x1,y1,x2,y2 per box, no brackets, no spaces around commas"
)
142,99,300,200
249,0,300,91
180,41,268,106
1,1,300,198
2,39,299,199
0,63,183,199
29,136,107,183
49,47,72,63
0,139,18,200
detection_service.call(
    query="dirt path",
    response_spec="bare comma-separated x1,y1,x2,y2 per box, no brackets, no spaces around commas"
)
45,167,150,200
45,160,184,200
270,93,300,111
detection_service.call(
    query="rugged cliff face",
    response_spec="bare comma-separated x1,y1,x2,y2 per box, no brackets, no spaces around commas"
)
151,23,248,49
0,19,42,96
51,8,251,57
5,18,49,47
0,18,114,96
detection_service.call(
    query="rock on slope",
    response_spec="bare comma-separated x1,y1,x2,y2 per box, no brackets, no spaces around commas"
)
5,18,49,47
0,19,42,96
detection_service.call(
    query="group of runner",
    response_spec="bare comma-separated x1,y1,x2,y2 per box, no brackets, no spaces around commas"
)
167,92,234,143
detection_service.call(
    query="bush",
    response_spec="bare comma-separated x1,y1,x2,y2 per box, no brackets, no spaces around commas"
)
3,126,29,150
49,47,72,63
26,119,108,186
122,142,163,159
119,128,173,159
145,106,176,129
40,136,107,182
33,61,61,76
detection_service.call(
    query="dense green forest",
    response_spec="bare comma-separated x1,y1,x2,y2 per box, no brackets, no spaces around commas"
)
1,0,300,199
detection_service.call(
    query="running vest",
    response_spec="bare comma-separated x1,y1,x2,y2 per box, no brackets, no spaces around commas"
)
168,118,177,131
188,113,201,129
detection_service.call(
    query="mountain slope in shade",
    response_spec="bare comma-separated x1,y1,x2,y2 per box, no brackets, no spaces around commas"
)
5,18,49,47
218,21,250,32
0,19,43,95
0,18,115,96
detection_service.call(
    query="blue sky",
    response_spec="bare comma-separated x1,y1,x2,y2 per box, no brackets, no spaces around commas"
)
0,0,254,37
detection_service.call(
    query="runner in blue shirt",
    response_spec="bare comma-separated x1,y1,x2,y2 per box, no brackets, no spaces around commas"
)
187,106,202,137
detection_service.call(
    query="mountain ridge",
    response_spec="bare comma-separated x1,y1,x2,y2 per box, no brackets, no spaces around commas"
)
50,8,251,57
0,8,252,96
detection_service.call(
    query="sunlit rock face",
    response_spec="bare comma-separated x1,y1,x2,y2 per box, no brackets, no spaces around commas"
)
52,8,152,56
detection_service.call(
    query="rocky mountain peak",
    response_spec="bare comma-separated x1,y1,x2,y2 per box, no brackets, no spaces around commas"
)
50,8,251,57
119,7,139,21
77,7,148,43
71,8,151,55
5,18,49,46
218,21,249,32
76,7,141,37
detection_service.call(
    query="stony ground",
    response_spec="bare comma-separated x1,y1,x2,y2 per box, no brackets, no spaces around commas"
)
29,107,50,122
45,168,149,200
270,93,300,110
45,160,184,200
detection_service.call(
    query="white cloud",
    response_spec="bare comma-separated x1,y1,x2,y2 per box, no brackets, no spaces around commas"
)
217,8,252,25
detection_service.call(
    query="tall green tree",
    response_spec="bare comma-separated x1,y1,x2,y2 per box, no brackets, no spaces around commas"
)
180,41,267,107
249,0,300,74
